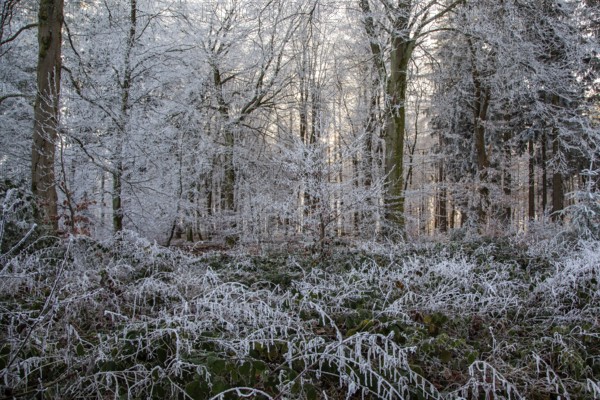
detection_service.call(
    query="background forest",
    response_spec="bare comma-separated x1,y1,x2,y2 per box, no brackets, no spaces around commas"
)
1,0,600,399
1,0,598,243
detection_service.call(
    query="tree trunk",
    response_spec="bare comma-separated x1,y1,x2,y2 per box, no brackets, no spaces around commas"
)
31,0,63,233
113,0,137,233
541,131,548,214
502,126,512,225
359,0,385,194
469,42,491,227
437,163,448,233
212,65,236,215
112,164,123,231
528,139,535,220
222,129,235,211
550,94,564,221
551,135,564,221
385,39,413,227
359,0,414,230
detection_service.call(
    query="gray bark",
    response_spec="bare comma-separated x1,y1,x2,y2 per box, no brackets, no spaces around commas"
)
31,0,63,232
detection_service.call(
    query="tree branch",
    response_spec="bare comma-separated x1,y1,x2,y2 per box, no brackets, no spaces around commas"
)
0,22,37,46
414,0,466,39
0,92,31,105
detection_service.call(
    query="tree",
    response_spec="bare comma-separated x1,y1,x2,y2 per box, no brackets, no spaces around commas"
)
359,0,464,231
62,0,195,237
0,0,37,185
190,0,303,240
430,0,597,232
31,0,63,232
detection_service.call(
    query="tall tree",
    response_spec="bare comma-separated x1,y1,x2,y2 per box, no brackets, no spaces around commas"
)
111,0,137,232
31,0,63,232
431,0,595,231
62,0,195,238
0,0,37,185
360,0,464,230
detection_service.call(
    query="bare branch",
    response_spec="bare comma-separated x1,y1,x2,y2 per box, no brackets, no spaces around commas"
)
0,22,37,47
0,93,31,105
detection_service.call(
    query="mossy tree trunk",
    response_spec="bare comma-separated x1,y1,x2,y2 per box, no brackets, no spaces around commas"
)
361,0,465,231
32,0,63,233
384,23,414,228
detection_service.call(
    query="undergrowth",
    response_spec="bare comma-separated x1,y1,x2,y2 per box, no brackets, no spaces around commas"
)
1,194,599,399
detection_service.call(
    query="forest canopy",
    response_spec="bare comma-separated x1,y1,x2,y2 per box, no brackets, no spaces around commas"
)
0,0,597,242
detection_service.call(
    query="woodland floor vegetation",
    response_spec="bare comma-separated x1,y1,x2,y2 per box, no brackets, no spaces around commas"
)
1,191,600,399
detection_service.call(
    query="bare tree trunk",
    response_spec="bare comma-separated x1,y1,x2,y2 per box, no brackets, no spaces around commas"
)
470,49,490,226
372,0,464,230
222,129,235,211
404,105,419,192
385,37,413,228
360,0,415,230
112,0,137,233
212,64,237,240
359,0,385,194
528,139,535,220
437,148,448,233
502,126,512,225
541,131,548,215
550,95,564,221
437,174,448,233
32,0,63,233
551,135,564,221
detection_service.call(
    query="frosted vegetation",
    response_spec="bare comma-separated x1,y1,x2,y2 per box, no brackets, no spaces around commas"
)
1,189,600,399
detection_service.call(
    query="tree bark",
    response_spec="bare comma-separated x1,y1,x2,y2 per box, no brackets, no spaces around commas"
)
437,135,448,233
212,65,236,213
550,94,564,221
385,37,414,227
541,131,548,214
528,139,535,220
362,0,465,231
551,135,564,221
359,0,385,193
360,0,414,229
31,0,63,233
470,44,490,226
112,0,137,232
222,129,235,211
437,163,448,233
501,124,512,225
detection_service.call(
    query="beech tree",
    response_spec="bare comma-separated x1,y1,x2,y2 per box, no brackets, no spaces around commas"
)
198,0,300,238
358,0,464,230
31,0,63,232
62,0,194,237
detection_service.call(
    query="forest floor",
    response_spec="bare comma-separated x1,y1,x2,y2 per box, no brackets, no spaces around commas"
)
1,230,600,399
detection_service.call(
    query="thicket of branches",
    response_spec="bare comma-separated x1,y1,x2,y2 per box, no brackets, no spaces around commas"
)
1,0,598,242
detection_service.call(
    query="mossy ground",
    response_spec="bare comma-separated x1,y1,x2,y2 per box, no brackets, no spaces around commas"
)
1,233,599,399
